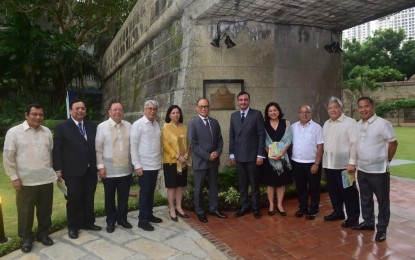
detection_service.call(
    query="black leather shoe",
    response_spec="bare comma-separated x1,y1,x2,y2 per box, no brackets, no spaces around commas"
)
149,215,162,223
169,212,178,222
197,214,208,223
352,222,375,231
253,209,261,219
341,220,359,228
209,210,227,219
375,231,386,242
84,224,102,231
268,210,275,216
176,210,189,218
37,235,53,246
295,209,308,218
306,213,318,220
117,220,133,229
68,229,78,239
21,239,32,253
234,208,250,217
276,207,286,217
106,223,115,233
324,212,345,221
138,222,154,231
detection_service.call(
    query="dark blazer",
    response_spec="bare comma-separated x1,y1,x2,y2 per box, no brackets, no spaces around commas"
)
229,108,265,162
187,116,223,170
53,118,97,177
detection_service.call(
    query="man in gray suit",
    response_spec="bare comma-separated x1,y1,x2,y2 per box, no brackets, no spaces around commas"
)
188,98,227,223
229,91,265,219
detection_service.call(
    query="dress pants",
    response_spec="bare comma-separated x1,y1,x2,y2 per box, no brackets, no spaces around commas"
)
291,161,321,214
17,183,53,239
237,161,260,210
193,167,219,215
357,170,390,232
325,168,360,221
65,168,97,231
103,174,132,225
138,170,158,223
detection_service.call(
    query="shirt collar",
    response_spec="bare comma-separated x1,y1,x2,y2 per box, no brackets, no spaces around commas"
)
108,117,122,127
198,115,208,121
366,114,377,124
240,107,250,115
71,117,84,125
329,113,346,123
23,120,43,132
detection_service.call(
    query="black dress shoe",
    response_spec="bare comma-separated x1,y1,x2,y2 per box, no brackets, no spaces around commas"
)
197,214,208,223
37,235,53,246
84,224,102,231
341,220,359,228
253,209,261,219
276,207,286,217
306,213,318,220
68,230,78,239
352,222,375,231
106,223,115,233
117,220,133,229
234,208,250,217
21,239,32,253
375,231,386,242
268,210,275,216
138,222,154,231
324,212,345,221
169,212,178,222
176,210,189,218
149,215,162,223
209,210,228,219
295,209,308,218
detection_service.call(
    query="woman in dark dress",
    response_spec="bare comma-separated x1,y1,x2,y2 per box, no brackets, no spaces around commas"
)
260,102,293,216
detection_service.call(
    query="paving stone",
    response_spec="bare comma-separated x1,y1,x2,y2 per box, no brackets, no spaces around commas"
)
40,241,88,259
165,235,207,258
83,239,135,259
125,238,176,258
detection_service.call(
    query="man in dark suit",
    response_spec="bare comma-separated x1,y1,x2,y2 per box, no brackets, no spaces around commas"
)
229,91,265,219
53,99,101,239
188,98,227,223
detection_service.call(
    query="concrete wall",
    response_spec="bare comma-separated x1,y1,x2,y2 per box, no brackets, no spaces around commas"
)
101,0,343,168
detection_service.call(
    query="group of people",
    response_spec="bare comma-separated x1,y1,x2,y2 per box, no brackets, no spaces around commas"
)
2,92,397,253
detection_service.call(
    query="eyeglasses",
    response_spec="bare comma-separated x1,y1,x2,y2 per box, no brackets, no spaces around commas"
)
146,107,158,111
198,105,209,109
110,109,123,112
298,112,311,115
29,113,44,117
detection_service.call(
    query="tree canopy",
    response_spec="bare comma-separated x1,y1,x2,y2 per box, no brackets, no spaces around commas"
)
0,0,136,119
343,28,415,94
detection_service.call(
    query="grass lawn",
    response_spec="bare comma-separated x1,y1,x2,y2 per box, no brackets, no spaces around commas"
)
390,126,415,179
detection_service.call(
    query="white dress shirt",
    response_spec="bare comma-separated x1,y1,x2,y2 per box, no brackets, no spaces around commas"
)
356,114,396,173
291,119,324,163
130,116,162,170
96,118,132,177
3,121,57,185
322,114,357,169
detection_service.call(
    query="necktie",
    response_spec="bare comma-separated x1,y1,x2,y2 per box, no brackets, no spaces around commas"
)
204,118,213,140
241,112,245,122
78,122,86,139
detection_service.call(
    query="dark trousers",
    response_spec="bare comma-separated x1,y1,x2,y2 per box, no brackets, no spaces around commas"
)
357,170,390,232
103,174,132,225
193,167,219,215
292,161,321,213
17,183,53,239
325,168,360,221
138,170,158,223
65,168,97,230
237,161,260,210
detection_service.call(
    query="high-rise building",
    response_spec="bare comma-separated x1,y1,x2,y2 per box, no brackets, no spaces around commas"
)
343,7,415,42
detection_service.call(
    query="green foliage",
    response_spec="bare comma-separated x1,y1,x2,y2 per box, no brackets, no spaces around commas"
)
217,166,238,190
376,99,415,117
343,28,415,91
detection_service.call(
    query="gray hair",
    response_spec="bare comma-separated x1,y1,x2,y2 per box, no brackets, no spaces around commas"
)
327,96,343,109
299,104,312,113
144,100,159,108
